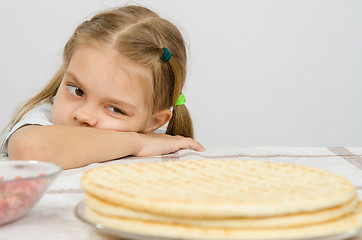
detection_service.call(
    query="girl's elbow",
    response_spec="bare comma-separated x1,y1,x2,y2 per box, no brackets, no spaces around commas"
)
8,137,46,161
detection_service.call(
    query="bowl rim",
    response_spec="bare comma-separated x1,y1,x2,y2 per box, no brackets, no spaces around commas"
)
0,160,62,183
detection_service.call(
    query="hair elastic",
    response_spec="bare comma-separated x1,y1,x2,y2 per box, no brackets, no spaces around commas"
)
161,47,172,62
175,93,186,106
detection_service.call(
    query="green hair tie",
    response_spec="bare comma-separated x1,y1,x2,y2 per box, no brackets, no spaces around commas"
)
175,93,186,106
161,47,172,62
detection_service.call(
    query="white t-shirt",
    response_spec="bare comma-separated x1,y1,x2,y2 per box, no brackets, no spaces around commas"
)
1,102,53,155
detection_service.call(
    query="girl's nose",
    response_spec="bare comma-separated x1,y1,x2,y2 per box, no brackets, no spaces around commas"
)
73,105,98,127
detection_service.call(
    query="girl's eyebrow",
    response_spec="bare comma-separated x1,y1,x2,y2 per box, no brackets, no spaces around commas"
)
64,71,137,111
64,71,83,86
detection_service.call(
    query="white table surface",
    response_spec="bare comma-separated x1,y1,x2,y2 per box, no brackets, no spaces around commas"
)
1,146,362,240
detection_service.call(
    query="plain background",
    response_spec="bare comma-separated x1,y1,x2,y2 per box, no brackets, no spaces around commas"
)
0,0,361,148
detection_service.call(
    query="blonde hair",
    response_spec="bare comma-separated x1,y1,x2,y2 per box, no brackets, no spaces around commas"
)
1,5,194,147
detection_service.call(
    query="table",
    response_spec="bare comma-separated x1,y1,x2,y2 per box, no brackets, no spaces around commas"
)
1,146,362,240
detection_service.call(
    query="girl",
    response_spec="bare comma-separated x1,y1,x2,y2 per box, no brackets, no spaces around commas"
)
0,5,204,169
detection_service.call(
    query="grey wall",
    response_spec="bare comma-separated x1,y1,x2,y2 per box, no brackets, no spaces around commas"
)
1,0,361,147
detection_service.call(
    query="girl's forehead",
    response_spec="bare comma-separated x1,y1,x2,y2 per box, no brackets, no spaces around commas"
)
72,45,151,71
70,46,153,84
67,46,154,107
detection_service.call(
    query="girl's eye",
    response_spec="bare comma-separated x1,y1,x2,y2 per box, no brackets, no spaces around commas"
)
68,85,84,96
107,106,126,115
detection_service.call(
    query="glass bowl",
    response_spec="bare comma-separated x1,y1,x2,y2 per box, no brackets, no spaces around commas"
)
0,161,62,225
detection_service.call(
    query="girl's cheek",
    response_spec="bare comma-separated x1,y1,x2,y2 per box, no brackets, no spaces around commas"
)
50,109,61,125
51,102,71,125
50,107,58,124
97,117,136,132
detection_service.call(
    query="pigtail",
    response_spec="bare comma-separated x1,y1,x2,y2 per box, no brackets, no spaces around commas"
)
166,105,194,138
165,57,194,139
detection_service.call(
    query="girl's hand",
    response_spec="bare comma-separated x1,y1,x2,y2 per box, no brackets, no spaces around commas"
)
135,133,205,157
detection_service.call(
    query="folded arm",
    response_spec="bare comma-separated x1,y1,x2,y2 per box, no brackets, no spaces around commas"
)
7,125,204,169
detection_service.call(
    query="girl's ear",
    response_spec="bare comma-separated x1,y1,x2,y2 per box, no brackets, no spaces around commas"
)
145,109,173,133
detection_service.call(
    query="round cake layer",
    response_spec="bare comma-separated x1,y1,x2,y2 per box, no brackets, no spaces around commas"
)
81,159,356,218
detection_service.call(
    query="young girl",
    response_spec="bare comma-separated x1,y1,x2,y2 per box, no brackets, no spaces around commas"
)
0,5,204,169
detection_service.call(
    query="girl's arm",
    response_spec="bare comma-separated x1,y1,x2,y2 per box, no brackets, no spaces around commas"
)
7,125,204,169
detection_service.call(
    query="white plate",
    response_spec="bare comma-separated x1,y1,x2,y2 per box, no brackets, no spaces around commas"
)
75,200,362,240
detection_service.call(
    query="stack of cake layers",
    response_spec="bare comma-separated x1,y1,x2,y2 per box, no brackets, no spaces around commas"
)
80,159,362,239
